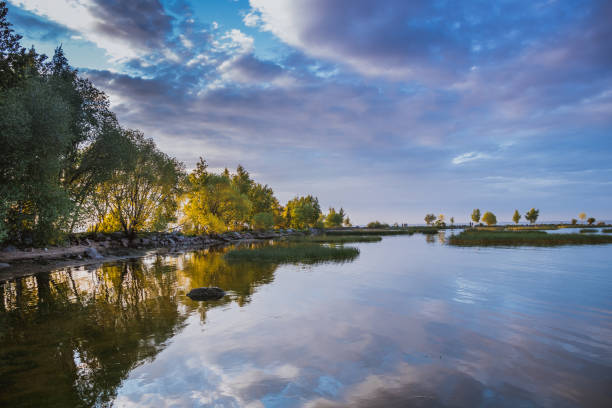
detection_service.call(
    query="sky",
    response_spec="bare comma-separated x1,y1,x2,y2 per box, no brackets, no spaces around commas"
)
7,0,612,224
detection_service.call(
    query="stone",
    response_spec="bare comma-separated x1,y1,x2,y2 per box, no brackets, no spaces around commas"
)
186,287,226,301
121,238,130,248
0,263,10,269
84,247,103,259
2,245,17,252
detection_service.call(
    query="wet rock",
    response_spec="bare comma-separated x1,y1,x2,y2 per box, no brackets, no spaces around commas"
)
84,247,103,259
0,263,10,269
121,238,129,248
186,287,226,301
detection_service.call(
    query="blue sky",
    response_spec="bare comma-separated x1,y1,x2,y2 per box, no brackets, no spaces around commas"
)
7,0,612,224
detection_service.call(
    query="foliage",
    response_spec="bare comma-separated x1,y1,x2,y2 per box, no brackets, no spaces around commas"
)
450,217,454,225
578,212,586,222
287,235,382,243
366,221,389,228
343,217,352,227
424,213,436,225
471,209,481,224
224,243,359,264
449,230,612,247
283,195,321,229
587,217,596,225
512,209,521,224
324,207,345,228
481,211,497,226
579,229,597,233
93,131,184,237
571,219,577,225
602,229,612,233
251,212,274,230
525,208,539,224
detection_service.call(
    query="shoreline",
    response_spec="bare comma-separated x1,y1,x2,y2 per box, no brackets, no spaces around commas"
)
0,230,301,281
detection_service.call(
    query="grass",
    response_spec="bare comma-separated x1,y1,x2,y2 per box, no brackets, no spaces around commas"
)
448,230,612,247
579,228,598,233
324,227,439,236
224,243,360,263
286,235,382,243
602,229,612,233
504,226,559,231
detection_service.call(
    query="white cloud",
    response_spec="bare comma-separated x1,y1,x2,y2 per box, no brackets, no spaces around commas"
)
451,151,490,165
10,0,137,61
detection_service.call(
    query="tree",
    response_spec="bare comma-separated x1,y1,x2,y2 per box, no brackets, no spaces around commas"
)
578,212,586,223
283,196,321,229
471,209,481,225
571,219,577,225
251,212,274,230
434,214,446,227
450,217,454,226
424,214,436,225
182,159,252,234
525,208,539,224
512,209,521,224
482,211,497,226
587,217,596,225
343,217,352,227
325,207,344,228
95,131,184,237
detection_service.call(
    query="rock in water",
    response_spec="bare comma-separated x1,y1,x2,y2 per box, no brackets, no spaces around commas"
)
187,287,226,301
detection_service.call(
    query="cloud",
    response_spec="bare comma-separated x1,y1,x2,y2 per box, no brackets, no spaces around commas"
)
452,152,490,165
9,0,174,61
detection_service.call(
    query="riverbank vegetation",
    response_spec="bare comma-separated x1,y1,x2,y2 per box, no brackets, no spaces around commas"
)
326,227,439,236
0,4,351,247
224,244,360,264
286,235,382,244
448,231,612,247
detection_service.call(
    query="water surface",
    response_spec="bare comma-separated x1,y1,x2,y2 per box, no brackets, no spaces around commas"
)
1,234,611,407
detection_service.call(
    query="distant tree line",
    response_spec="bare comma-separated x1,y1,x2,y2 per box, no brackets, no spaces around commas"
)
0,4,348,245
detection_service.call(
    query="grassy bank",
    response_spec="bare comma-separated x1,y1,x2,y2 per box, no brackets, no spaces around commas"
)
287,235,382,243
224,244,360,263
448,231,612,247
580,229,597,233
325,227,439,236
603,229,612,233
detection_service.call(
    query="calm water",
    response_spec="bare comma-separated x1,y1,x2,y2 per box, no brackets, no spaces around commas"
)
1,234,611,407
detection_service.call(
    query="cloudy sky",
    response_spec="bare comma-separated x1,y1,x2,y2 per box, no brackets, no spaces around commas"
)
7,0,612,223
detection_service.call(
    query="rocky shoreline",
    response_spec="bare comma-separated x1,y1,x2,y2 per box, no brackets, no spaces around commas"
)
0,230,304,281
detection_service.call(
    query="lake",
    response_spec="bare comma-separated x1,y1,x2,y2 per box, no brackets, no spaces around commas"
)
1,233,611,407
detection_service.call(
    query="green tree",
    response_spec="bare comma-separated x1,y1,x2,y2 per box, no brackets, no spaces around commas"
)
512,209,521,224
450,217,454,226
0,77,74,244
482,211,497,226
283,196,321,229
325,207,345,228
182,159,251,234
571,218,577,225
525,208,539,224
471,209,481,225
251,212,274,230
424,214,436,225
95,131,184,237
587,217,596,225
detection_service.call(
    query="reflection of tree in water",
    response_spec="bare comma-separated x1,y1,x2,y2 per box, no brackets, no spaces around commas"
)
0,246,279,407
176,246,279,321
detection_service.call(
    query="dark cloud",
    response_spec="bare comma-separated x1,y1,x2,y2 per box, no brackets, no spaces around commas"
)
87,0,174,51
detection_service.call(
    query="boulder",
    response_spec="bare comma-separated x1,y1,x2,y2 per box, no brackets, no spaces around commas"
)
0,263,10,269
84,247,103,259
186,287,226,301
2,245,17,252
121,238,130,248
